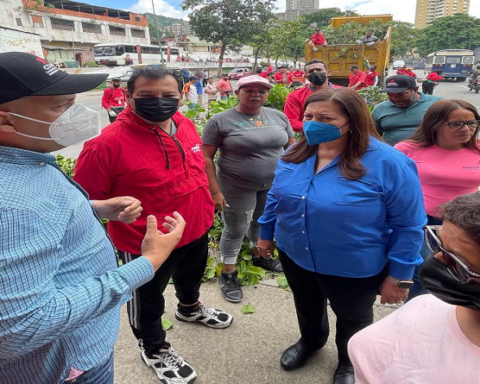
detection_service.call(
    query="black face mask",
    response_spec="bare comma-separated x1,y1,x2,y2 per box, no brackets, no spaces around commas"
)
112,84,120,89
419,255,480,311
134,97,179,122
307,72,327,86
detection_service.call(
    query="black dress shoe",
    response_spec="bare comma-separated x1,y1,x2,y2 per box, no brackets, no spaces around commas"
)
333,364,355,384
280,341,315,371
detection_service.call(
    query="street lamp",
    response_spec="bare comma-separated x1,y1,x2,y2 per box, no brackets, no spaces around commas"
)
151,0,165,65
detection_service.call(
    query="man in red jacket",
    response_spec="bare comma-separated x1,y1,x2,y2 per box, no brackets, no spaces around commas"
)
274,65,289,85
284,60,341,132
74,67,232,384
101,77,127,123
308,28,327,52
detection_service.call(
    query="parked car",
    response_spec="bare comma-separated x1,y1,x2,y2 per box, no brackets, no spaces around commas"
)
392,60,406,70
228,68,252,80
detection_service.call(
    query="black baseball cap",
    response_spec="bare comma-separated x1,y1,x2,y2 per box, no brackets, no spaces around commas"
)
0,52,108,104
350,65,359,70
381,75,417,93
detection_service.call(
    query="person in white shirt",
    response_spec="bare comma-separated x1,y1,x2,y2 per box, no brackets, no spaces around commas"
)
205,78,218,104
348,192,480,384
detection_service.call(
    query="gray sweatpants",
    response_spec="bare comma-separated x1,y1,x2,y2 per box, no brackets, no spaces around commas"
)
219,179,271,265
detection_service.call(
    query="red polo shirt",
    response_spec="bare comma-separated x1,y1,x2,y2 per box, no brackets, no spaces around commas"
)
349,71,368,90
101,86,127,109
74,109,214,253
275,72,288,84
284,83,343,132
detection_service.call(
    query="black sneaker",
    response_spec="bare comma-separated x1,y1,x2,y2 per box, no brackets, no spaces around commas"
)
175,303,233,329
219,271,243,303
139,341,196,384
252,256,283,273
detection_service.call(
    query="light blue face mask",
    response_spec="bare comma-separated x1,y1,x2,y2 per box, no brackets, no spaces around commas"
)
303,120,348,145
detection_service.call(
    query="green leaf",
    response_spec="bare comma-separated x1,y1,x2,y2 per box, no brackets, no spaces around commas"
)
162,319,173,330
248,265,266,277
277,275,290,289
241,304,256,314
249,275,260,285
242,254,252,261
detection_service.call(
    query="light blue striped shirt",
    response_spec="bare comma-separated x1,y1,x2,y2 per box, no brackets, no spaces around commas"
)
0,146,154,384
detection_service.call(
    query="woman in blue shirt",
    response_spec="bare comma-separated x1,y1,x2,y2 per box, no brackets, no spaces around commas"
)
257,89,426,384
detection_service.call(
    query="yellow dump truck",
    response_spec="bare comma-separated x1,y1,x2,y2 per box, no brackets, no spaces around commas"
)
305,14,393,86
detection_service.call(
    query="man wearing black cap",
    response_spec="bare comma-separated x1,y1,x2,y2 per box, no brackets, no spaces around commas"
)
102,77,127,123
0,52,185,384
372,75,442,145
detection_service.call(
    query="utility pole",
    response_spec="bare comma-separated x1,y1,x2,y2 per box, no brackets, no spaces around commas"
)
151,0,165,65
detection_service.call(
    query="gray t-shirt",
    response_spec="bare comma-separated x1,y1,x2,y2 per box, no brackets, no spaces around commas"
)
202,107,294,189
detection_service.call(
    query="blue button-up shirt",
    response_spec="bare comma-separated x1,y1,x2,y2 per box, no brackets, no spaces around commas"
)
0,147,154,384
259,137,426,280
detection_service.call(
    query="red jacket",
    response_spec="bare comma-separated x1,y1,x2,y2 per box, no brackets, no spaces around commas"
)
284,84,342,132
74,108,214,253
259,65,273,78
349,71,368,90
311,33,326,46
101,86,127,109
427,72,444,82
365,70,379,86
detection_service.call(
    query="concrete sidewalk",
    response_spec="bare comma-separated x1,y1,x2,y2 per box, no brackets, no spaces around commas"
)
114,278,399,384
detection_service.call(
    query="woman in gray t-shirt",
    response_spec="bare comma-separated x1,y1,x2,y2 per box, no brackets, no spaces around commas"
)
202,75,295,303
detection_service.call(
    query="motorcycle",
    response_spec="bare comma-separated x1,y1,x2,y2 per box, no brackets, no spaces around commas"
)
468,74,480,94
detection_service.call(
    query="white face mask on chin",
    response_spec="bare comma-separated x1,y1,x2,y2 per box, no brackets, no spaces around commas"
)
10,103,101,146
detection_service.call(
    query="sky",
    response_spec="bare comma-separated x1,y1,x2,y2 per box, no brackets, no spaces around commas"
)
92,0,480,22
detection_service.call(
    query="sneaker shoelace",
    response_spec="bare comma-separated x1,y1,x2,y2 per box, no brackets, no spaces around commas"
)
157,347,185,369
225,275,241,291
198,304,218,317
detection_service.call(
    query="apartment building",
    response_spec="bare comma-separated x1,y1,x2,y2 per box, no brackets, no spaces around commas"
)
277,0,320,21
1,0,150,64
415,0,471,28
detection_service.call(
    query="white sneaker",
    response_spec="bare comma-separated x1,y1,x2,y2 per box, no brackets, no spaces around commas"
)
140,341,197,384
175,303,233,329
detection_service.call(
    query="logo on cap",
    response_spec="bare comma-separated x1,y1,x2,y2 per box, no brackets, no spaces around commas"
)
387,80,398,87
36,56,59,77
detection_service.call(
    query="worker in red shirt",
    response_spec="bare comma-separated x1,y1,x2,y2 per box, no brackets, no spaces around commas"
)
284,59,341,132
422,69,444,95
74,67,233,384
101,77,127,123
259,63,273,78
307,28,327,52
349,65,368,91
396,65,408,76
365,66,379,87
274,65,289,85
404,67,417,79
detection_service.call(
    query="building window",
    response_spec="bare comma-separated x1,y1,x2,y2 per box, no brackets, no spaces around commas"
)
109,26,126,36
32,15,44,28
135,17,141,21
16,18,22,26
131,29,145,38
82,22,101,34
51,17,75,31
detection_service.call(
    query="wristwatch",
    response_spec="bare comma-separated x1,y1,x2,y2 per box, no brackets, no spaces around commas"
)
395,279,414,289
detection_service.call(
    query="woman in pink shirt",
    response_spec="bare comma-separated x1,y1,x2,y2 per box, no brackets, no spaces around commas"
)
395,99,480,298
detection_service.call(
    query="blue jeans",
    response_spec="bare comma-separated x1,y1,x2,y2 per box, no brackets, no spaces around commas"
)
67,352,114,384
407,215,443,301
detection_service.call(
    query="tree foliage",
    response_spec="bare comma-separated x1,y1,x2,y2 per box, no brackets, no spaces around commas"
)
181,0,276,75
414,13,480,56
269,21,306,65
388,21,418,58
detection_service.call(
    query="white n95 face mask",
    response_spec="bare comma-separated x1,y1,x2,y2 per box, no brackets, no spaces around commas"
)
10,103,101,146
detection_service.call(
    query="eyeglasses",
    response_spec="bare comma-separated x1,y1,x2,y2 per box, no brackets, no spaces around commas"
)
424,225,480,284
444,120,480,130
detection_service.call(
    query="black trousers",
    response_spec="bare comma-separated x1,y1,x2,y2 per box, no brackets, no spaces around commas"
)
118,232,209,355
422,81,435,95
278,249,386,365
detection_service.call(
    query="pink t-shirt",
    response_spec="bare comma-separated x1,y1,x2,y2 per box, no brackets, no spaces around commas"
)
348,295,480,384
395,141,480,216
